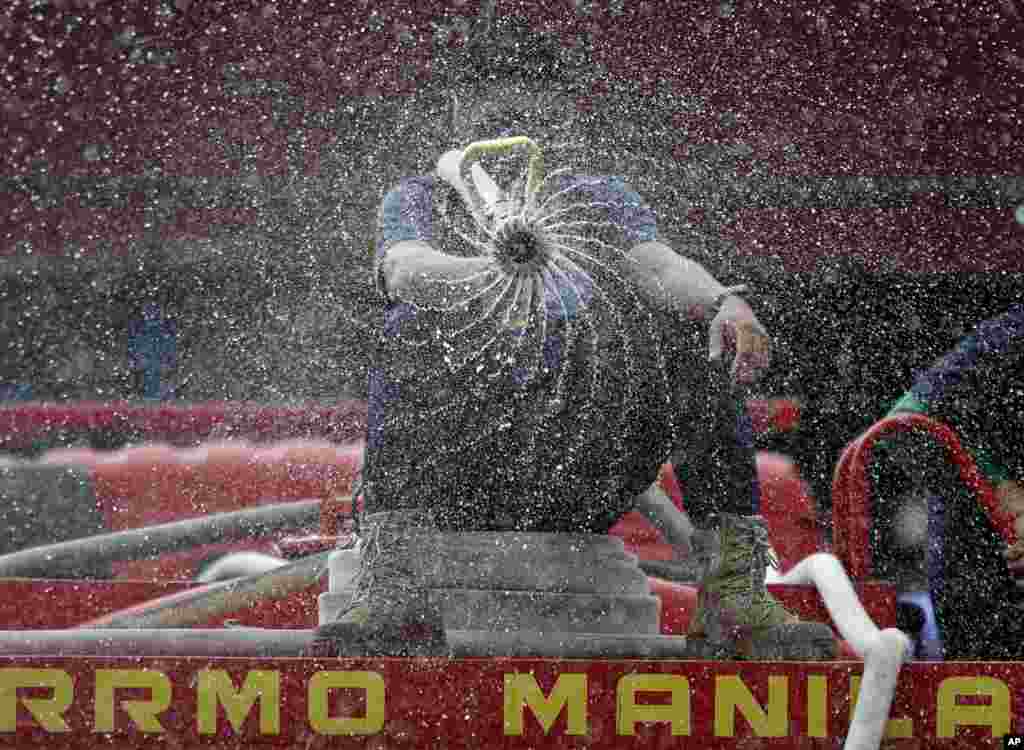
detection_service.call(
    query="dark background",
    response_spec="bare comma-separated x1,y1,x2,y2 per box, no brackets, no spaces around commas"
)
1,0,1022,507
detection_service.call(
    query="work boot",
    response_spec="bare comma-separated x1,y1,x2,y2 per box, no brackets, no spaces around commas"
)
687,513,836,660
309,511,447,658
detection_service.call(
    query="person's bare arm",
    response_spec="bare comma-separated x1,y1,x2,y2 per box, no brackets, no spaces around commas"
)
628,240,772,383
374,174,495,307
378,240,493,305
628,240,737,317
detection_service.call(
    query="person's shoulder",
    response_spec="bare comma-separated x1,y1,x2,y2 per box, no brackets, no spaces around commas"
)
974,304,1024,350
999,303,1024,327
379,175,440,221
390,174,438,191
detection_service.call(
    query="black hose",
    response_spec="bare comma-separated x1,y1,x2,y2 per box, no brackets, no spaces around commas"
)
85,550,331,629
0,499,322,578
0,628,315,657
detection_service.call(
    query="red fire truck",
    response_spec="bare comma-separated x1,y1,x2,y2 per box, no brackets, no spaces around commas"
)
1,1,1021,747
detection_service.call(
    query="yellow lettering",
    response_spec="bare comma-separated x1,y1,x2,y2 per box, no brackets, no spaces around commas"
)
807,675,828,738
616,674,690,736
850,674,913,738
0,668,73,733
94,669,171,734
714,675,788,737
197,670,280,735
936,677,1011,738
503,673,587,736
308,671,384,736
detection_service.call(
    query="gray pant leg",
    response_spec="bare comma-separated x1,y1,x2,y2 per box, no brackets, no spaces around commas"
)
665,352,760,529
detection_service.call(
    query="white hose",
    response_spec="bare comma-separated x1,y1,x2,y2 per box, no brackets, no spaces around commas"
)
776,553,911,750
844,630,907,750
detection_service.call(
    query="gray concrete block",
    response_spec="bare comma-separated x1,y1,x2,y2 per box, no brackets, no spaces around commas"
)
320,532,663,634
318,586,661,635
424,531,651,595
318,590,353,625
447,630,721,659
432,587,661,635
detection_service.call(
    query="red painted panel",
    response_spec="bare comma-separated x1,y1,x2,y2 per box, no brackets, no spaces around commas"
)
0,580,195,630
90,440,362,532
0,401,367,451
0,656,1018,747
3,1,1020,262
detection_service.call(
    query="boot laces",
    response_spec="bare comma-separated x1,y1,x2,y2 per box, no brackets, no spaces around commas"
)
746,519,778,586
719,518,779,612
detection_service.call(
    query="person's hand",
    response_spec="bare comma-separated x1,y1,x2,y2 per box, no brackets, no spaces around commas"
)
708,294,772,384
1005,541,1024,580
996,480,1024,581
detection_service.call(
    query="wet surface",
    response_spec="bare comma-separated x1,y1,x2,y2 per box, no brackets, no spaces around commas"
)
0,0,1021,698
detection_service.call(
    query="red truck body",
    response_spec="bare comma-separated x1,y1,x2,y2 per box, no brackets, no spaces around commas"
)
1,1,1021,746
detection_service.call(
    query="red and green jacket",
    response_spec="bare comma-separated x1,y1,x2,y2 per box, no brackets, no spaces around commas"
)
888,304,1024,486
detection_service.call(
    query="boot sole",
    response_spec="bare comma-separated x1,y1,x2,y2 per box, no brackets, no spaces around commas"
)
738,622,838,661
688,621,838,661
308,621,448,658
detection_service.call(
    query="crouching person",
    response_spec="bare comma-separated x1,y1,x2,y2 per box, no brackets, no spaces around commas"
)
312,15,830,660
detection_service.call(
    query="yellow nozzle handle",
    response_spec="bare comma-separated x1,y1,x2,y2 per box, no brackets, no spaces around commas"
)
458,136,545,218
